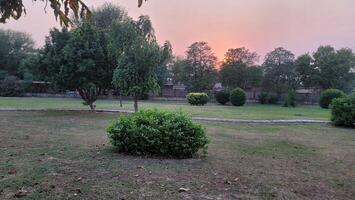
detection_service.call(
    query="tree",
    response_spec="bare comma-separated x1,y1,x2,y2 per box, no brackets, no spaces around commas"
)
223,47,259,66
112,37,163,112
220,47,260,89
0,0,146,26
0,29,35,78
295,46,355,92
262,47,297,96
38,23,108,111
182,42,218,92
314,46,354,91
295,53,319,88
156,41,173,89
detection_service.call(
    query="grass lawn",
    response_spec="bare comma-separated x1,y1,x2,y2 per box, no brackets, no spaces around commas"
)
0,97,330,120
1,111,354,199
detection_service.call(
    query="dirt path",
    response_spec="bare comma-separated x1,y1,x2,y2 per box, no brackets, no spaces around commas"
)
0,108,330,124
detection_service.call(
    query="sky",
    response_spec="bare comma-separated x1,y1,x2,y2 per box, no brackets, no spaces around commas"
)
2,0,355,61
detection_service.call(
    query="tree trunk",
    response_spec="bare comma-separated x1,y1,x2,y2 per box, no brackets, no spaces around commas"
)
134,95,138,112
119,92,123,107
89,102,96,112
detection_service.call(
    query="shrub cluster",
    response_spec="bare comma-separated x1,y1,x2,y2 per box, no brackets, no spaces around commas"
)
215,90,230,105
320,89,345,109
187,93,209,105
230,88,246,106
258,92,279,104
331,93,355,127
258,92,269,104
284,90,296,107
0,76,24,97
107,109,209,158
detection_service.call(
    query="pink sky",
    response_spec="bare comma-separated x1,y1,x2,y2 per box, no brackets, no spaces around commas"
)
2,0,355,61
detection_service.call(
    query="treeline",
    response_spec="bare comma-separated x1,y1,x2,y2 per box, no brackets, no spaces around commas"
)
1,3,354,110
171,45,355,96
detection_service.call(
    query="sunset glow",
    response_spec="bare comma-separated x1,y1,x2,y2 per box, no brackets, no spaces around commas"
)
2,0,355,61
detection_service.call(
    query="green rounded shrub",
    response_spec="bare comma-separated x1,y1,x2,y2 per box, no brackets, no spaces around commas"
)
331,93,355,127
230,88,246,106
284,90,296,107
215,90,230,105
320,89,345,109
187,93,209,106
258,92,269,104
107,109,209,158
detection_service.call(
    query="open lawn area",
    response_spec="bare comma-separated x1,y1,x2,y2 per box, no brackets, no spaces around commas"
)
0,111,354,199
0,97,330,120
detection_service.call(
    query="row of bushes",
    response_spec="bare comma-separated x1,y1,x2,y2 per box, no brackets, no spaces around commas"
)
188,88,247,107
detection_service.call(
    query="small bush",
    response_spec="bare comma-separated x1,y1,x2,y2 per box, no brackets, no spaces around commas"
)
215,90,230,105
230,88,246,106
320,89,345,109
268,94,279,104
258,92,269,104
0,76,24,97
187,93,209,105
284,90,296,107
107,109,209,158
331,93,355,127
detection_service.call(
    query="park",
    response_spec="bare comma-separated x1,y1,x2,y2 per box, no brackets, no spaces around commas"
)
1,0,355,199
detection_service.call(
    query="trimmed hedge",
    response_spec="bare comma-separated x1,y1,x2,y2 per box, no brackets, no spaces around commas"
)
230,88,246,106
187,93,209,105
258,92,269,104
320,89,345,109
331,93,355,127
215,90,230,105
107,109,209,158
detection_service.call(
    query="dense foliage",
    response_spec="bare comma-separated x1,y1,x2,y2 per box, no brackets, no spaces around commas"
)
0,29,34,78
0,0,145,26
262,47,298,96
258,92,269,104
0,76,23,97
230,88,246,106
319,89,345,109
284,90,296,107
331,94,355,127
107,109,209,158
215,90,230,105
171,42,218,92
219,47,262,89
296,46,355,92
268,94,279,104
111,16,170,112
187,93,209,106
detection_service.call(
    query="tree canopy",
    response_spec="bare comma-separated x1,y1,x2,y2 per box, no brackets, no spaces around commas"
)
296,46,355,92
262,47,297,95
0,0,146,26
0,29,35,78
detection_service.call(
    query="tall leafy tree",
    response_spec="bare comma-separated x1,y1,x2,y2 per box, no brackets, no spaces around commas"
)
181,42,218,92
220,47,260,89
0,29,34,77
38,23,107,111
295,53,319,88
112,37,163,112
314,46,354,91
262,47,297,96
295,46,355,92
